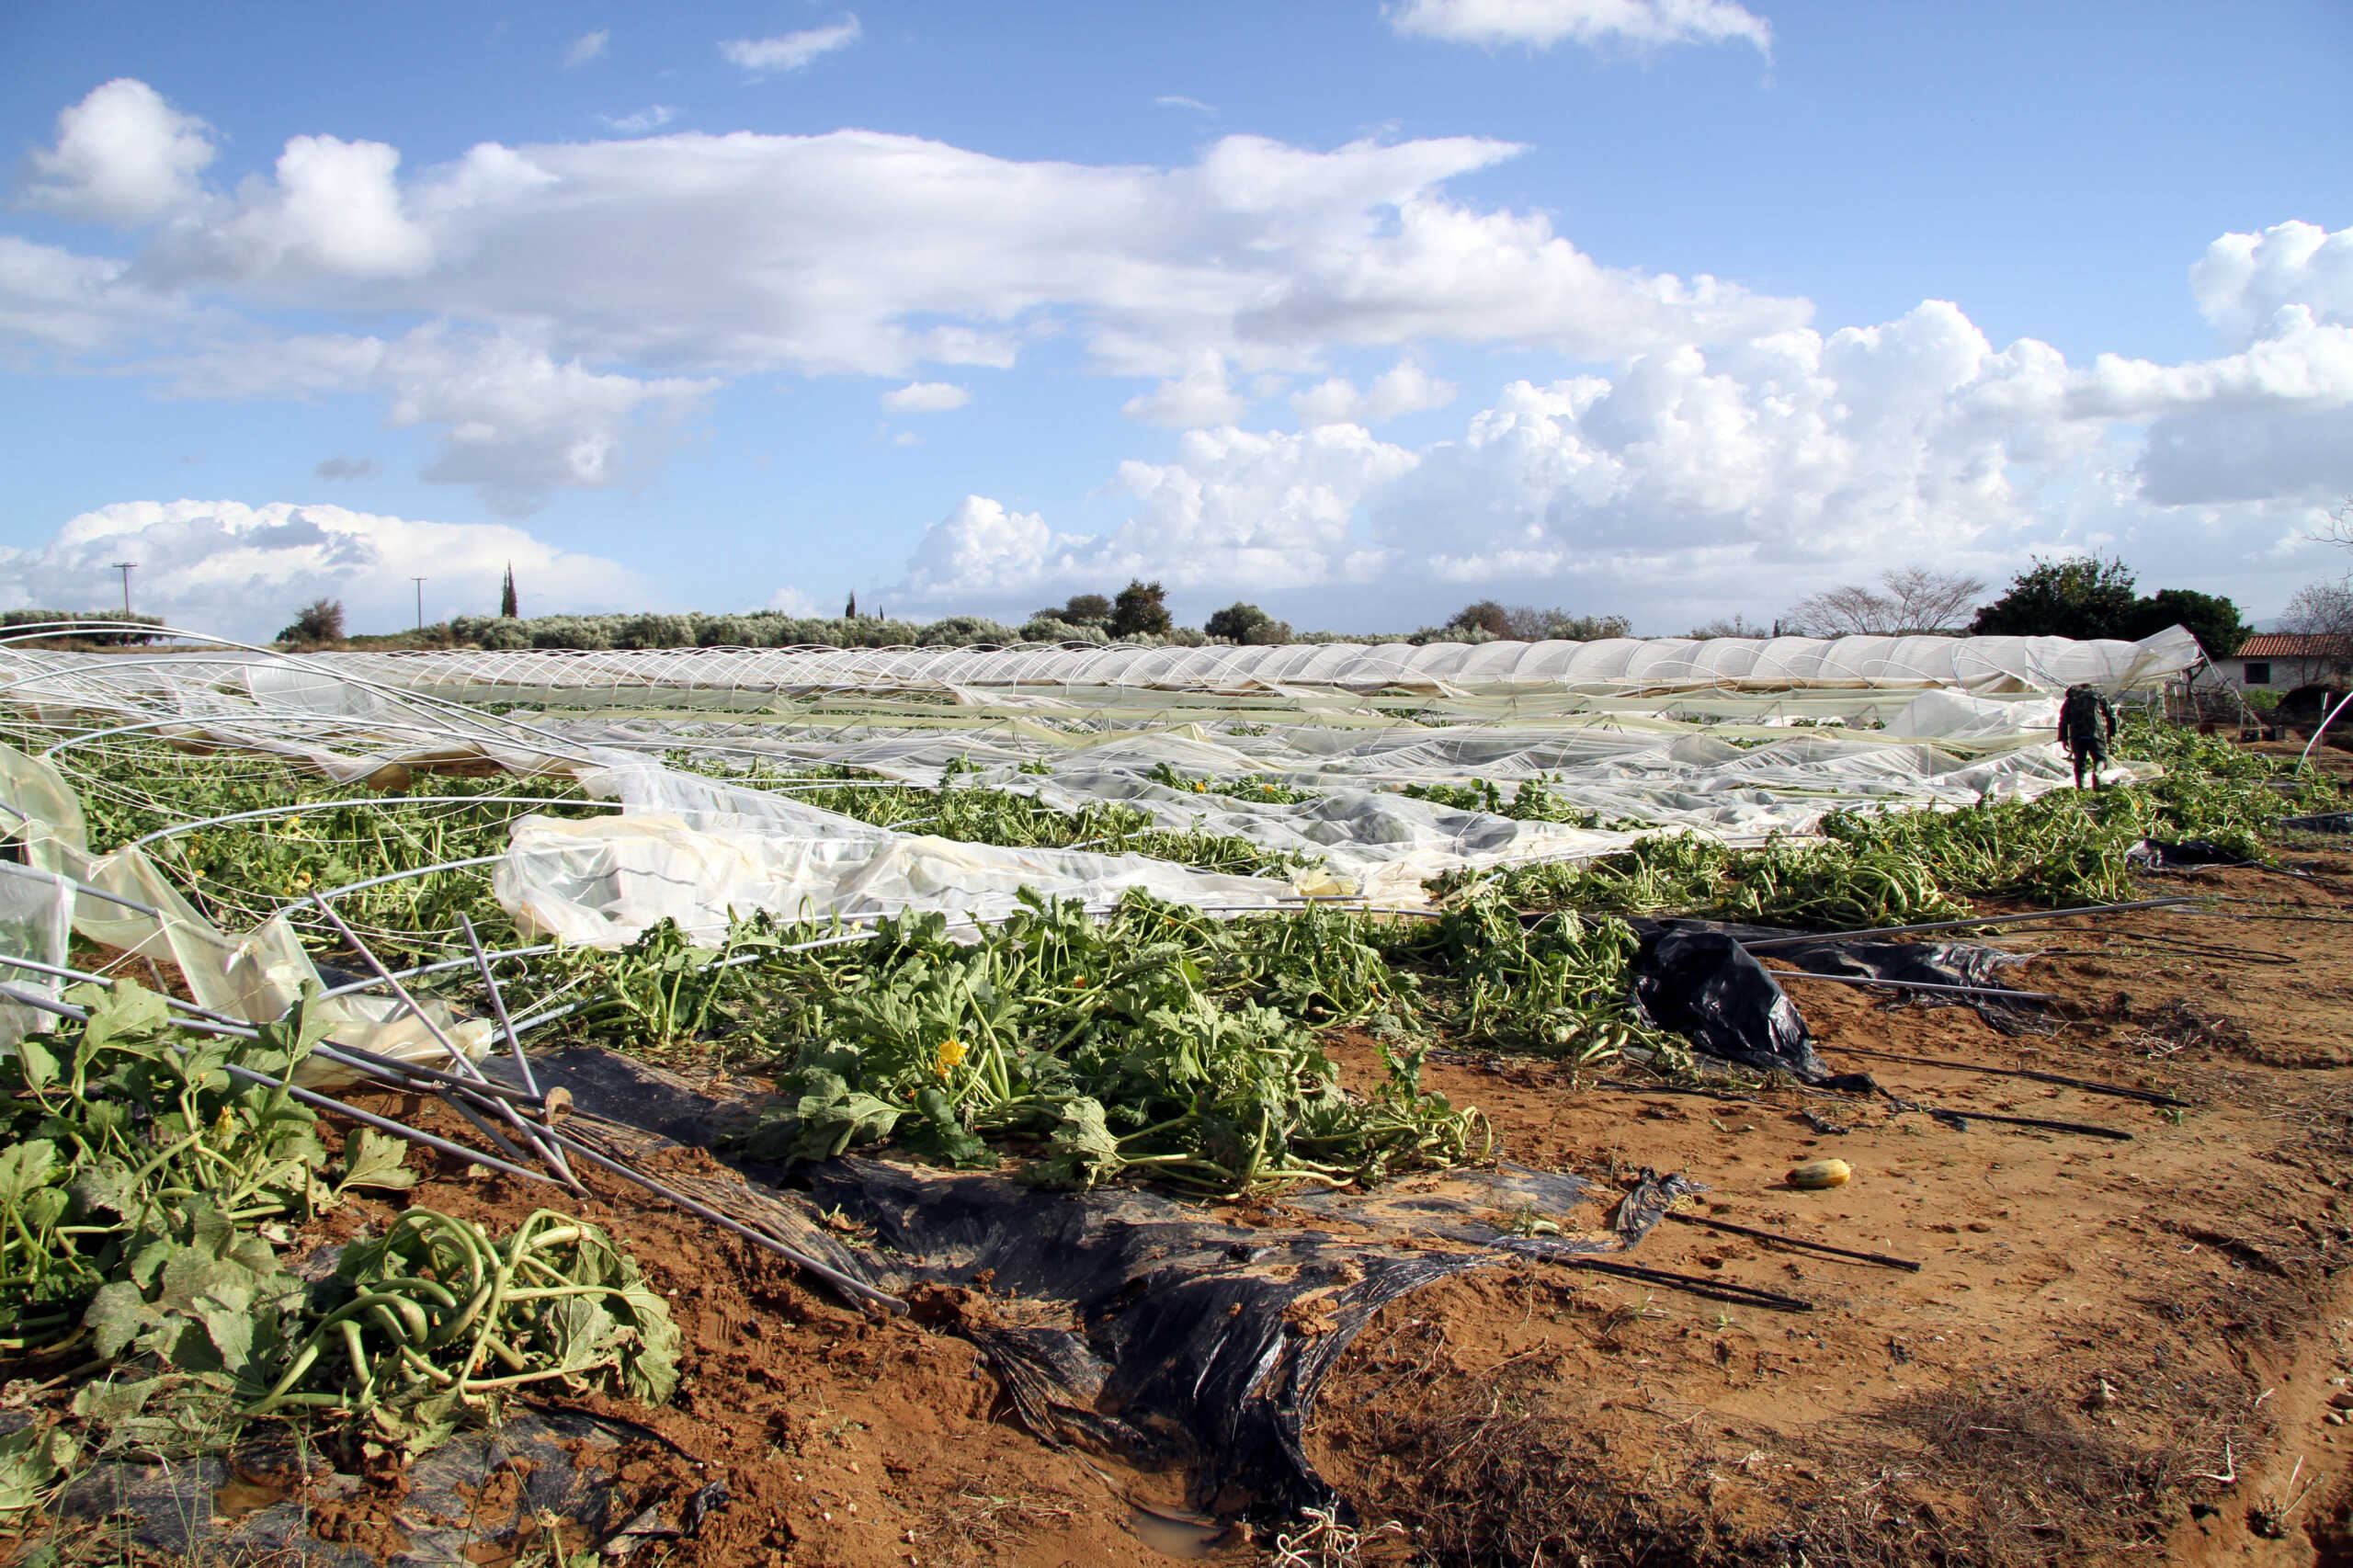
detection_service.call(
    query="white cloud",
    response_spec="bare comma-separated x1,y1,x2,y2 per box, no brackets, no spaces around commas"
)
1123,352,1250,428
2191,219,2353,349
563,29,610,68
721,17,862,74
312,454,376,481
0,237,182,353
0,500,646,642
899,495,1093,597
892,265,2353,625
146,133,434,283
1156,96,1216,115
767,585,820,615
1291,358,1458,425
19,79,214,224
881,380,970,413
597,106,676,135
159,327,712,514
895,425,1415,601
18,84,1800,381
1388,0,1772,54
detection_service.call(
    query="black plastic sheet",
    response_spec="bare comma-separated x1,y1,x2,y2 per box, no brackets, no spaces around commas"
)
513,1049,1632,1519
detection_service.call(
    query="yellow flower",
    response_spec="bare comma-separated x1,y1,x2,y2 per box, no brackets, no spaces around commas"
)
934,1039,968,1076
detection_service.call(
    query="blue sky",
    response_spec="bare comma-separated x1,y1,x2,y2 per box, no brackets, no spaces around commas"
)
1,0,2347,640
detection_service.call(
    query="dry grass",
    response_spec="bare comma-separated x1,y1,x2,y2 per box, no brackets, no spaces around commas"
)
909,1482,1082,1565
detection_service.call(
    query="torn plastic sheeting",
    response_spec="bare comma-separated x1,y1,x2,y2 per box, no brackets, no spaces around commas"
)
1633,928,1827,1081
1629,916,2050,1053
494,811,1298,949
2126,837,2256,870
47,1408,622,1568
0,862,71,1044
0,741,493,1086
508,1046,1631,1519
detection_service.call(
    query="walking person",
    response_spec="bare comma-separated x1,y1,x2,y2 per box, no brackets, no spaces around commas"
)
2058,682,2117,790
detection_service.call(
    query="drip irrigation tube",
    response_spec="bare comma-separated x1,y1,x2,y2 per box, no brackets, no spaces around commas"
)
1664,1212,1921,1272
123,796,622,852
1760,969,2056,1002
1823,1043,2192,1108
1737,896,2200,950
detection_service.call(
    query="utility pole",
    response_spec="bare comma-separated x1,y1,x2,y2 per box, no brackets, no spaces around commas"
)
109,562,135,617
411,577,426,633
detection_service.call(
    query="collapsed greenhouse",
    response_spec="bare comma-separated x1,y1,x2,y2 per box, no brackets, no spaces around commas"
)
5,618,2351,1567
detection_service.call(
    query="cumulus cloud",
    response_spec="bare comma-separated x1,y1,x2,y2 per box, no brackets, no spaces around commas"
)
767,585,820,615
1291,358,1458,425
899,495,1091,597
0,237,183,353
312,454,376,481
1123,353,1251,428
0,500,646,642
563,29,610,67
880,380,970,413
18,79,214,224
12,83,1802,382
4,81,1810,494
597,106,675,135
889,245,2353,625
143,132,434,284
160,327,712,514
721,17,862,74
895,425,1415,602
2191,219,2353,349
1388,0,1772,54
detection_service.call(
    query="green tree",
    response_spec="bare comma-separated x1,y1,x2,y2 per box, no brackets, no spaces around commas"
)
1446,599,1514,638
845,589,858,619
277,597,346,646
2124,587,2246,660
1035,593,1112,626
1203,601,1293,644
1971,555,2140,639
1108,580,1172,639
500,563,518,619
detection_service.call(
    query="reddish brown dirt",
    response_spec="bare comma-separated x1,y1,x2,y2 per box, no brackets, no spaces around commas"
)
264,1122,1189,1568
1308,858,2353,1566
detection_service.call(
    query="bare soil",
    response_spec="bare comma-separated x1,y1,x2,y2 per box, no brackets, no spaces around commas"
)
1309,857,2353,1566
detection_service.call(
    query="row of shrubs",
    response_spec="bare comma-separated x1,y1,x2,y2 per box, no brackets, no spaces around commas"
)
0,609,168,646
404,600,1635,653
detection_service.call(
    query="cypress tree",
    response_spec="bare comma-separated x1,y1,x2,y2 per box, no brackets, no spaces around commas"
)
500,563,518,619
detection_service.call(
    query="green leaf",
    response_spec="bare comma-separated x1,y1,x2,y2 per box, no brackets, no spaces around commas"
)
0,1139,57,1204
539,1295,619,1373
905,1087,992,1169
85,1279,153,1359
0,1421,79,1517
1031,1096,1124,1189
14,1039,57,1093
334,1129,418,1196
615,1282,681,1403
